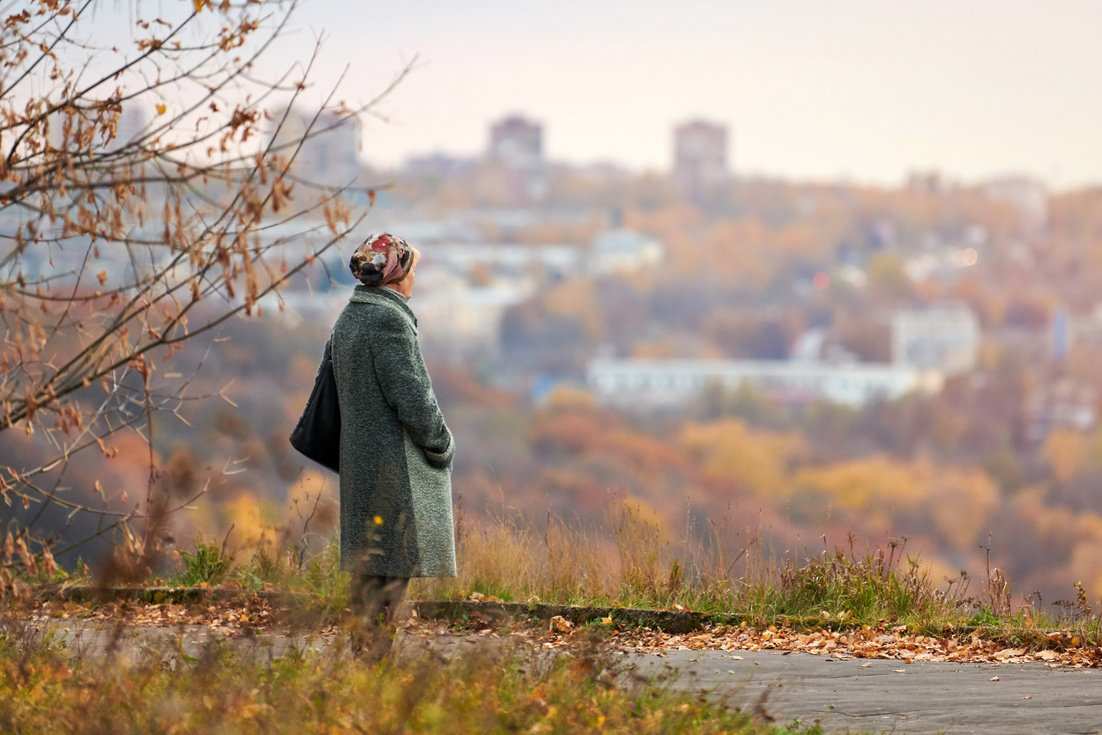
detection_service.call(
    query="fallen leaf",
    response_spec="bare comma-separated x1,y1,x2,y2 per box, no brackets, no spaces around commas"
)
995,647,1026,660
549,615,573,633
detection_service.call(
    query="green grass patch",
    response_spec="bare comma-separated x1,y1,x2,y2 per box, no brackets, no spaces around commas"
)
177,542,231,587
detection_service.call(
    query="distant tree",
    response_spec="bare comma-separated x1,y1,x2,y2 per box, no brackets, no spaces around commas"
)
865,253,913,300
0,0,394,572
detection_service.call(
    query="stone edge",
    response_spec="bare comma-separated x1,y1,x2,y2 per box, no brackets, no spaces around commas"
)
33,586,737,635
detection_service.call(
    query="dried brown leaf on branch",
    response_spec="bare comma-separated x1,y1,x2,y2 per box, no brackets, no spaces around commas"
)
0,0,393,573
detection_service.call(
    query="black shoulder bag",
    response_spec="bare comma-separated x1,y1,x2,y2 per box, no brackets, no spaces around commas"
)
289,343,341,473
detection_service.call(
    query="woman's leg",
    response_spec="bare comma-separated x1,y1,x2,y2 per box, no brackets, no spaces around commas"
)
349,574,409,658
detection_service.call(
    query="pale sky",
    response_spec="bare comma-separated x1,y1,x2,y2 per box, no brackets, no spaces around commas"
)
223,1,1102,187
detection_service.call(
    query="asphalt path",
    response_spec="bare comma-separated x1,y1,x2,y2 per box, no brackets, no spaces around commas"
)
629,648,1102,735
32,623,1102,734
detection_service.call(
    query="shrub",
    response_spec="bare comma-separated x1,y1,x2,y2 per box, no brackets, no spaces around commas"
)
177,543,232,587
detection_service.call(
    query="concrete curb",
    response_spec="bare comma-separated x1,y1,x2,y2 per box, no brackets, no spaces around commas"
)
37,584,305,607
36,585,746,634
34,586,990,638
409,600,745,635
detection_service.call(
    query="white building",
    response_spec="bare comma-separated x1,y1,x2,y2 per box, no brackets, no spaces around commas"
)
588,358,942,409
427,243,581,282
414,269,536,360
1027,379,1097,442
588,229,664,276
891,304,979,375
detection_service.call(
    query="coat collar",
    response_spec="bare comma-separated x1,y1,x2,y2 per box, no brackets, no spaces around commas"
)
349,285,418,329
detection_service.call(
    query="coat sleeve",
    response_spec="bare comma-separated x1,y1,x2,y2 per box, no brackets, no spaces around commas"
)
371,308,455,469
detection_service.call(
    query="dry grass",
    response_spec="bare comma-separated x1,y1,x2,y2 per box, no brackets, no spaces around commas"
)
13,497,1102,644
411,501,963,633
0,615,829,735
416,503,1102,644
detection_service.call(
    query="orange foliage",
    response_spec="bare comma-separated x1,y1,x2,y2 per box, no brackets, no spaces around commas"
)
431,366,516,411
531,408,689,476
622,205,702,235
631,336,724,360
542,386,596,412
1065,513,1102,595
923,464,999,549
794,455,926,510
542,280,603,338
678,419,805,498
530,411,613,456
600,428,693,476
220,494,276,552
1044,430,1085,484
702,221,773,286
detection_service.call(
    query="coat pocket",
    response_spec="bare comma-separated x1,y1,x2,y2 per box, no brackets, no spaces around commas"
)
402,432,457,577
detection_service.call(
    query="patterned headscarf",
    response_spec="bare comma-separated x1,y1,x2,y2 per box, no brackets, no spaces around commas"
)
349,232,415,287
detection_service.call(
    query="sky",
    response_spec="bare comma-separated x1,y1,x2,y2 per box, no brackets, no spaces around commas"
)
164,1,1102,187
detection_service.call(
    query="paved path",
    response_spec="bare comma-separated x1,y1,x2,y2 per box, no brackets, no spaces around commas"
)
630,649,1102,735
33,623,1102,734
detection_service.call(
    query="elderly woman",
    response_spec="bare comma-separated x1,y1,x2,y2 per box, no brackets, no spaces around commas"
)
327,232,455,656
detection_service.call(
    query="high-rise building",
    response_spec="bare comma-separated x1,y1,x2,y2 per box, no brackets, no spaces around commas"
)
478,115,546,203
672,120,729,202
112,104,151,151
487,115,542,169
270,107,362,186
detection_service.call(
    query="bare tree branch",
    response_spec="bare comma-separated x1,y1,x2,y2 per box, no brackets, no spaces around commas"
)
0,0,393,566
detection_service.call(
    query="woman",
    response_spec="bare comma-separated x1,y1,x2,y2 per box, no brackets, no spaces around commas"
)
327,232,455,656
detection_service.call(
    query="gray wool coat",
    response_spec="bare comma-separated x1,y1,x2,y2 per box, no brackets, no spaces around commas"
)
326,285,456,578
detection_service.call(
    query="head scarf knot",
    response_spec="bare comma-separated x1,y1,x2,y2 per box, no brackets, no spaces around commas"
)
349,232,415,286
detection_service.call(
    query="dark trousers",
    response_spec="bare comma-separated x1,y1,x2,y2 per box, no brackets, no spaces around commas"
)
349,574,409,658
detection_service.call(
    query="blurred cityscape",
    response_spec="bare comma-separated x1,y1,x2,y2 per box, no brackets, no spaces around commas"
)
280,108,1102,602
284,109,1090,431
12,105,1102,606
